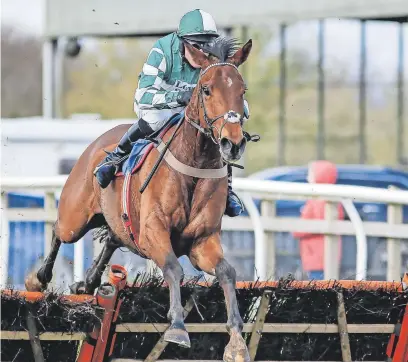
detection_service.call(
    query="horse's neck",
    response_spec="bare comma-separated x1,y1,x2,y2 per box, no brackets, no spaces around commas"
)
171,118,223,170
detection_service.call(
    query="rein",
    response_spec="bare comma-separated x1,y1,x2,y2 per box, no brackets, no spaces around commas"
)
139,62,259,194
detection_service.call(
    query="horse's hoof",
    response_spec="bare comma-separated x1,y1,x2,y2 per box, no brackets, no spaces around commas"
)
25,271,45,292
223,348,250,362
223,330,250,362
69,281,87,295
164,327,191,348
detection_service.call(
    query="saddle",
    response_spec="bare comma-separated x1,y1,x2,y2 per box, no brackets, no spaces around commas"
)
115,112,184,178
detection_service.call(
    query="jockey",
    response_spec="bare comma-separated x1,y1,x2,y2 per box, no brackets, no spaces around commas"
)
94,9,249,217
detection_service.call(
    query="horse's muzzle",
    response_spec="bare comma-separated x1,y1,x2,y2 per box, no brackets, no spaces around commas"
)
220,136,247,161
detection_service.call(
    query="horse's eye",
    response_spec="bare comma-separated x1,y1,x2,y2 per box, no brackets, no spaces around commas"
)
202,86,211,96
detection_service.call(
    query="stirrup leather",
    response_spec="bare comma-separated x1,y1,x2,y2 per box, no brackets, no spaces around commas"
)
93,151,130,173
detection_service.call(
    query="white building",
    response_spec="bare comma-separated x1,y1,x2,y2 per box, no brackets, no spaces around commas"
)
1,116,133,178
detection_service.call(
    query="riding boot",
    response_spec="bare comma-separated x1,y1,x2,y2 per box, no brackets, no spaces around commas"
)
94,120,151,188
224,164,245,217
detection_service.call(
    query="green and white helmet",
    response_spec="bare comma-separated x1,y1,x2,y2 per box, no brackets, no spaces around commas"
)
177,9,219,44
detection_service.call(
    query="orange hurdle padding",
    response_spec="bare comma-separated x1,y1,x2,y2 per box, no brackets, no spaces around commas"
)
129,279,406,292
234,280,406,291
108,264,128,290
387,333,398,359
77,264,128,362
403,272,408,286
392,303,408,362
106,264,128,359
386,273,408,362
1,290,95,304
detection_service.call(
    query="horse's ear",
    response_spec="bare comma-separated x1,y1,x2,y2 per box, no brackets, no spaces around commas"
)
184,42,210,69
228,39,252,67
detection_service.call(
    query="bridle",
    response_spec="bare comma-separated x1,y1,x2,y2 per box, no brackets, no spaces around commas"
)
139,61,258,194
186,62,245,145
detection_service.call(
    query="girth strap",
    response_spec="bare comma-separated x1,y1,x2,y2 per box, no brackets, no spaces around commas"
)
121,173,147,258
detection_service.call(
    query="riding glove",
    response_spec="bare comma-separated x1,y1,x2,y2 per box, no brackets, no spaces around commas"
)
176,89,194,106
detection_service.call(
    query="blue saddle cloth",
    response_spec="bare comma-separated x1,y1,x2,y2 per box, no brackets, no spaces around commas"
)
120,112,184,175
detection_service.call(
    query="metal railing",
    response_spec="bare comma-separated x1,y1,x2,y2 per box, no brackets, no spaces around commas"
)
1,176,408,286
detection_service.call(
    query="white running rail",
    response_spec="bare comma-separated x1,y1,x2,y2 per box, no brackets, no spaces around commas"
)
1,176,408,285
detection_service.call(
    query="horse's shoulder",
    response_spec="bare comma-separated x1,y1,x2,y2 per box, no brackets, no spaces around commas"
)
100,123,133,139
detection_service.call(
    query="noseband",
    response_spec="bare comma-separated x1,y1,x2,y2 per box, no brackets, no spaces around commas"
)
187,62,244,145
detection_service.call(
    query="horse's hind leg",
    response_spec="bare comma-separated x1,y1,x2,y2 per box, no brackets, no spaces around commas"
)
189,234,249,362
25,213,105,292
70,225,119,295
25,225,61,292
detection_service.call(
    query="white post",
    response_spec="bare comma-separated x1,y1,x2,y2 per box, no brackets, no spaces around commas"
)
44,191,56,286
0,193,10,286
240,193,266,280
387,203,402,281
44,192,55,257
341,199,367,280
324,201,340,280
74,238,85,282
261,200,276,280
42,39,56,118
54,38,65,118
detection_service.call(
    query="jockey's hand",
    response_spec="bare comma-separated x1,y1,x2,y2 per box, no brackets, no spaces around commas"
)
176,90,193,106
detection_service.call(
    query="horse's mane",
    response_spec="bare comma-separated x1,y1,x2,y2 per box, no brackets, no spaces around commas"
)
203,36,240,62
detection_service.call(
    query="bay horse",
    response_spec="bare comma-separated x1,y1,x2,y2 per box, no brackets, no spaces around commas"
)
25,37,254,362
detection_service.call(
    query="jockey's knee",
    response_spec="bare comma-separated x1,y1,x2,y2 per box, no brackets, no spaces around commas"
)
139,118,154,134
144,118,169,132
139,109,180,131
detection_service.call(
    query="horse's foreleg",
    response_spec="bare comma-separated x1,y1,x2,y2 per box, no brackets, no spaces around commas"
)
215,259,243,332
25,227,61,292
142,227,189,348
162,252,189,346
190,235,249,362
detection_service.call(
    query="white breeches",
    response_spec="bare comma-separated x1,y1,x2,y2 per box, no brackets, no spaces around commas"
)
137,107,185,131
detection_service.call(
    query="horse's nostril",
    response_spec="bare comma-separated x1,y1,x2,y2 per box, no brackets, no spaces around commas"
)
239,137,247,151
220,137,246,160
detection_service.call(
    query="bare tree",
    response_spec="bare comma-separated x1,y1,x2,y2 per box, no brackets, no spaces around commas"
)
1,26,42,117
